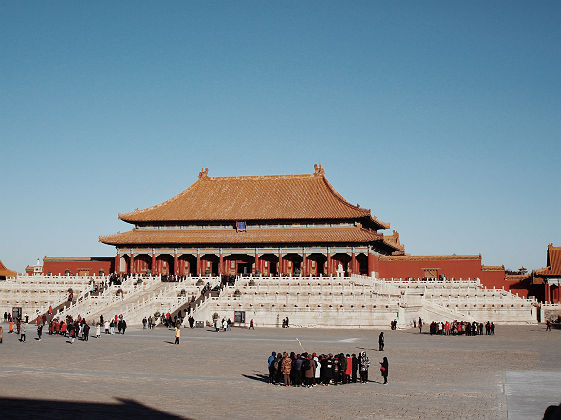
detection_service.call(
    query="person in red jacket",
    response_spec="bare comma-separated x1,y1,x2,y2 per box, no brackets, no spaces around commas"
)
345,354,352,383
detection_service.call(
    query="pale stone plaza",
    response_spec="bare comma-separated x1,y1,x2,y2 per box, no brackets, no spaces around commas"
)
0,323,559,419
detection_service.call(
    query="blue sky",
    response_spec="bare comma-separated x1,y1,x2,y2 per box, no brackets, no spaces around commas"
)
1,1,560,272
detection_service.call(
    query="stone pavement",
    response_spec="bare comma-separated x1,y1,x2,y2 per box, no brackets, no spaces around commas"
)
0,323,559,419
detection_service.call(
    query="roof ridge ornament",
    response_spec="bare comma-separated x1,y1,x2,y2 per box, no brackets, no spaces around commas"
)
198,167,209,179
313,163,325,176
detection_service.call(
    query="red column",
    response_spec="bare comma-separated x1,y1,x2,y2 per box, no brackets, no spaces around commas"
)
278,253,283,275
197,254,201,276
255,253,260,274
130,254,135,274
302,253,307,276
351,252,356,275
326,252,331,276
219,253,224,275
368,252,375,277
174,254,179,276
151,254,157,275
114,254,120,274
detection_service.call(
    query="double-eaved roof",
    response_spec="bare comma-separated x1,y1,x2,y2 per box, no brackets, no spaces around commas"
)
100,166,404,253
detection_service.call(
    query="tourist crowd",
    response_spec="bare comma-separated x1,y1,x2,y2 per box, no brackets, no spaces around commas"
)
266,351,389,387
427,320,495,336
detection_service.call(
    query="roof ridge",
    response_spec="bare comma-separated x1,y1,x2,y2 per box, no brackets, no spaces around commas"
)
207,173,315,181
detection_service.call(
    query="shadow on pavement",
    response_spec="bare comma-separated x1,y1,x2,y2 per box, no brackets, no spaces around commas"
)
0,397,191,420
242,373,269,383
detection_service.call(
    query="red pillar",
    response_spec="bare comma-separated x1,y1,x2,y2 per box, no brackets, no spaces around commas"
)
368,252,375,277
351,252,356,275
219,253,224,275
151,254,157,275
255,253,260,274
545,282,551,303
278,253,283,275
114,253,120,274
130,254,135,274
326,252,331,276
302,252,307,276
174,254,179,276
197,254,201,276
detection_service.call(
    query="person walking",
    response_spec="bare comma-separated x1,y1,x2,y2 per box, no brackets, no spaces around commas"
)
95,323,101,338
174,326,180,344
37,324,43,341
380,357,389,384
20,323,26,342
378,332,384,351
249,319,255,330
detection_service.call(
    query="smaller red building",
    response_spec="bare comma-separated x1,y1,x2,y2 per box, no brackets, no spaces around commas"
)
40,257,114,276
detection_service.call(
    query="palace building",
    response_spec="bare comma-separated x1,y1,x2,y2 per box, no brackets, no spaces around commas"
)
100,165,405,277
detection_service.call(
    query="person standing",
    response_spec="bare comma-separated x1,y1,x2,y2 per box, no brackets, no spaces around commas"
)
359,351,370,383
83,323,90,341
37,324,43,341
351,353,358,383
268,352,277,384
20,323,26,342
378,332,384,351
418,317,423,334
380,357,389,384
142,317,147,329
95,323,101,338
345,354,352,383
304,354,316,388
281,353,292,386
174,326,180,344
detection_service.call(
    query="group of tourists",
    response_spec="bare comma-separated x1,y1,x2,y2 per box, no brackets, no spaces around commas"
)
215,317,233,332
267,351,389,387
142,316,155,329
427,320,495,336
161,312,183,328
99,314,128,335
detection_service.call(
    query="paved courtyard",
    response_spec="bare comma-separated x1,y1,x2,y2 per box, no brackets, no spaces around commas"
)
0,323,560,419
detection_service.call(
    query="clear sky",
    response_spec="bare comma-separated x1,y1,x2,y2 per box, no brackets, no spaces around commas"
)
1,1,560,273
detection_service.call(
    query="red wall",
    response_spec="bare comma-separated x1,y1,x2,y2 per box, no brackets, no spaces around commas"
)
376,255,517,292
42,257,114,276
377,256,484,280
